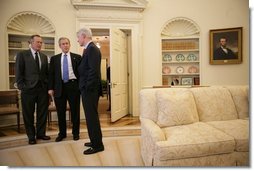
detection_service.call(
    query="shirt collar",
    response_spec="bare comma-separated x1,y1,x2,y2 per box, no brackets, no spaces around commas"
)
62,52,70,56
30,48,37,56
84,40,92,49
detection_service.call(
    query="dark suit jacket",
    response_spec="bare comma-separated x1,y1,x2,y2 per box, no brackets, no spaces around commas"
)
15,49,48,90
78,42,103,96
214,47,237,60
48,53,81,98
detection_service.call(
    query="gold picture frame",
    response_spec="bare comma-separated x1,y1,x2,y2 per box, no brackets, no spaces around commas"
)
209,27,242,65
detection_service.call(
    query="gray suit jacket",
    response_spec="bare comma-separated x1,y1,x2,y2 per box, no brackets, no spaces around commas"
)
15,49,49,90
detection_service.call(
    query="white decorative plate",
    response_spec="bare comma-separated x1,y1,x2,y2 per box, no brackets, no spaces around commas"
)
187,54,197,61
176,54,185,61
176,66,184,74
163,54,172,61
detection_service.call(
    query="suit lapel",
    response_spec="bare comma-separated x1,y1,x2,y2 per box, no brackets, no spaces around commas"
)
28,50,36,63
56,54,62,78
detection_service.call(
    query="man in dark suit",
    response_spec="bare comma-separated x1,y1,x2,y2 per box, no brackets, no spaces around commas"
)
15,35,51,145
48,37,81,142
214,37,237,60
77,27,104,155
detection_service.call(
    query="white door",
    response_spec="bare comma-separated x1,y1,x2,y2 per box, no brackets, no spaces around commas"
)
110,28,128,122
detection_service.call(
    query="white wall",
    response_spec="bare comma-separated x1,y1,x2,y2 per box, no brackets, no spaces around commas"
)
142,0,249,87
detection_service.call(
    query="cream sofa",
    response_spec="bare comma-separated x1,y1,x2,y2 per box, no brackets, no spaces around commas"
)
139,86,249,166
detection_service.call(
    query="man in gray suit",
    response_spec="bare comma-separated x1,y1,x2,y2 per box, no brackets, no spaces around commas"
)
15,35,51,145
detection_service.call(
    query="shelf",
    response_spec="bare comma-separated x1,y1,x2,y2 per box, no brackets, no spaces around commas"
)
162,61,199,64
9,61,15,63
9,75,15,77
161,36,200,86
162,49,199,52
9,47,54,52
162,73,199,76
161,37,199,40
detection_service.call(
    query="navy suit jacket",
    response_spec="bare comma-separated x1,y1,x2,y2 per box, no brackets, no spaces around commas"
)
78,42,102,96
48,52,81,97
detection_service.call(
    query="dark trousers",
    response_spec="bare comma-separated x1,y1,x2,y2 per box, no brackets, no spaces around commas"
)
81,89,103,148
21,84,48,140
55,80,80,137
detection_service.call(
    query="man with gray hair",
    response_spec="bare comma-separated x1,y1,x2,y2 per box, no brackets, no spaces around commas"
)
15,35,51,145
77,27,104,155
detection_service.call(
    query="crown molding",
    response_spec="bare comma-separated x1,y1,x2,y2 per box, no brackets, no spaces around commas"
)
70,0,148,12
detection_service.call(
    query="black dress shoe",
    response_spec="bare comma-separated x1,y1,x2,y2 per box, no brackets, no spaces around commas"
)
73,136,79,141
84,142,92,147
37,135,51,140
83,146,104,155
55,135,66,142
29,139,36,145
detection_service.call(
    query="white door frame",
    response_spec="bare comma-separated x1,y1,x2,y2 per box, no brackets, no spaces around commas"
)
76,19,142,116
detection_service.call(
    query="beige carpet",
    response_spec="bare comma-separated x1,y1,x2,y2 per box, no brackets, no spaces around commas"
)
0,136,144,166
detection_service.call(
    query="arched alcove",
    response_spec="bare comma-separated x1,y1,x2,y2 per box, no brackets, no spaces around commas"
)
7,11,55,35
6,11,55,90
161,17,200,37
161,17,201,86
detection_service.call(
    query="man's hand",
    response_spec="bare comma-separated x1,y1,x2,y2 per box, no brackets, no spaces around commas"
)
48,90,54,97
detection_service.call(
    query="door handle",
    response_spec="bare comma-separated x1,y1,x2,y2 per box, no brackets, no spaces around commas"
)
112,82,117,88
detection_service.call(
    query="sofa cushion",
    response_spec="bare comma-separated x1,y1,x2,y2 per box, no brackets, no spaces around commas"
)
139,88,188,122
206,119,249,152
156,90,198,127
190,87,238,122
225,86,249,119
155,122,235,160
140,89,160,122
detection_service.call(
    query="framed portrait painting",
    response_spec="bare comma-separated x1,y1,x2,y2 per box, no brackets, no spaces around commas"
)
209,27,242,65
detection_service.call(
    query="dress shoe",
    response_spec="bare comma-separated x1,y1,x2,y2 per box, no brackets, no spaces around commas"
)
37,135,51,140
84,142,93,147
28,139,36,145
73,136,79,141
55,135,66,142
83,146,104,155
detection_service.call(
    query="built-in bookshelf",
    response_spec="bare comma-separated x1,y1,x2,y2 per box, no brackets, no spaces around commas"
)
8,34,55,89
161,17,200,86
162,38,200,86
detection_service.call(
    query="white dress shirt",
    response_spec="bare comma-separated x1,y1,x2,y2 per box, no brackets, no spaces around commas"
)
30,48,41,69
61,52,77,80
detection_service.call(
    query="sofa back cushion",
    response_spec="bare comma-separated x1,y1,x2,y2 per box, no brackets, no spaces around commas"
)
156,90,199,127
139,89,160,122
139,88,188,122
225,86,249,119
190,87,238,122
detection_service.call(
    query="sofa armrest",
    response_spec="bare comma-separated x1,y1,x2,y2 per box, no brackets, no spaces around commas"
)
141,118,166,142
140,118,165,166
